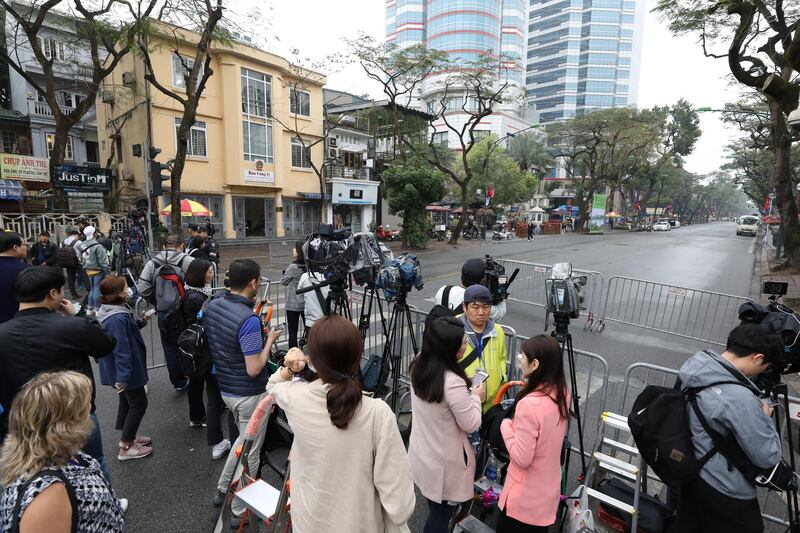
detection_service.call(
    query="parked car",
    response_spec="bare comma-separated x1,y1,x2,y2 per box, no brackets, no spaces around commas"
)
669,219,681,228
736,216,760,236
653,221,671,231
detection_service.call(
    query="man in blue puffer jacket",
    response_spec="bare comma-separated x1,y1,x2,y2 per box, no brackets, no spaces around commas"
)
97,275,153,462
204,259,282,520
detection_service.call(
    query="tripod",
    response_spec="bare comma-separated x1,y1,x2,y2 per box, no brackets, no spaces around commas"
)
358,282,388,344
377,288,418,414
324,276,352,320
765,381,800,533
550,314,587,479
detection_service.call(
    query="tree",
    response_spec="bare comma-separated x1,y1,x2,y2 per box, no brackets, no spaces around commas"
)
382,155,447,248
506,130,551,176
655,0,800,265
0,0,154,179
468,135,537,206
133,6,227,233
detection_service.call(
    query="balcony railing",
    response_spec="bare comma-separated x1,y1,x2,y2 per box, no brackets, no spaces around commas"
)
325,165,378,181
28,100,95,122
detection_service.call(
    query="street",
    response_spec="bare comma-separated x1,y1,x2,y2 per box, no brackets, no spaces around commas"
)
98,221,765,532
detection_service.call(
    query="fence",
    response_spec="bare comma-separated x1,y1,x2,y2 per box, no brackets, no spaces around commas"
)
0,212,129,241
267,239,297,267
616,362,793,530
598,276,752,346
496,259,605,329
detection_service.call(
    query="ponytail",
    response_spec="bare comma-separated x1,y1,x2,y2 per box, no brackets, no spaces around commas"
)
308,316,364,430
326,374,362,429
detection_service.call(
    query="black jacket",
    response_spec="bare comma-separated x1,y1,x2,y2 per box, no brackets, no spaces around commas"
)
182,288,209,327
0,307,116,440
30,241,58,266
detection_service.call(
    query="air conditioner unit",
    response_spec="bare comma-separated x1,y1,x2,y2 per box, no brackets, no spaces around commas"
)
328,147,339,160
328,137,337,148
121,72,135,86
101,91,115,104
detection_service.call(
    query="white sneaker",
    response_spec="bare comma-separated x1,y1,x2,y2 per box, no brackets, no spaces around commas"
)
211,439,231,460
119,498,129,515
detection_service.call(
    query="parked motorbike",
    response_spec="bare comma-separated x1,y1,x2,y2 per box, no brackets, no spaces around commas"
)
462,226,479,240
432,225,452,241
492,229,513,240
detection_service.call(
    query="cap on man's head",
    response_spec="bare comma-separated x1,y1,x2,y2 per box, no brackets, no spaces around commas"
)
83,226,96,238
463,284,492,304
188,223,200,232
461,258,485,285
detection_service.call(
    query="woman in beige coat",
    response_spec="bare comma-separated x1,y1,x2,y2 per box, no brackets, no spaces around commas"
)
408,315,485,532
267,315,415,533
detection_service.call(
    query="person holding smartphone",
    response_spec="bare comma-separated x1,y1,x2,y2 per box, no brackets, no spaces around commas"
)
408,314,484,532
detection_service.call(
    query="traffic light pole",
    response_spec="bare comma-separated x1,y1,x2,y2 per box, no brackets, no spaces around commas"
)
142,140,155,251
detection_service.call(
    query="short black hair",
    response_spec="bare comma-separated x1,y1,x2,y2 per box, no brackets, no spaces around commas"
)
39,231,50,237
0,232,23,253
726,323,784,362
228,259,260,291
13,267,65,303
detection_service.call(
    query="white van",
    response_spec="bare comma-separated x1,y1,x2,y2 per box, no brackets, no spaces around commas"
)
736,216,760,236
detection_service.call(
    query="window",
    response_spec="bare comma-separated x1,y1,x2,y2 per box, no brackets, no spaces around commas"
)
289,88,310,116
342,151,363,168
1,131,18,153
291,138,311,168
242,120,273,162
46,133,73,160
37,37,66,61
432,131,448,145
241,68,272,118
174,117,208,157
172,53,203,89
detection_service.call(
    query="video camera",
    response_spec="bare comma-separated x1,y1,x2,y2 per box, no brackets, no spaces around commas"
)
484,255,519,306
301,225,389,287
738,280,800,382
375,253,424,301
545,262,587,320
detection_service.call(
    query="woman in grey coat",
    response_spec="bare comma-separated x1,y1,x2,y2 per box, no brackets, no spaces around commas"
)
280,241,306,348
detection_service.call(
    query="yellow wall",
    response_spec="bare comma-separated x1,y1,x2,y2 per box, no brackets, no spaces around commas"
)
96,22,326,238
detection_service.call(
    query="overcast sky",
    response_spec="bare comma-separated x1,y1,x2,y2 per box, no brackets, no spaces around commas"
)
255,0,743,176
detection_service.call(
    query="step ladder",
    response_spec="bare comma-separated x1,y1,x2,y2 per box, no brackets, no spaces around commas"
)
585,411,649,532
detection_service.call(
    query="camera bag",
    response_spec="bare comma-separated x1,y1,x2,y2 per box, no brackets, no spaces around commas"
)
597,478,672,533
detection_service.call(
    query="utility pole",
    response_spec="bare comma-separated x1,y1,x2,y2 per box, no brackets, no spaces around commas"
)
142,139,155,250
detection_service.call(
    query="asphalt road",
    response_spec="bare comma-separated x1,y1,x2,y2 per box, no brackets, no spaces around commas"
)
98,221,762,532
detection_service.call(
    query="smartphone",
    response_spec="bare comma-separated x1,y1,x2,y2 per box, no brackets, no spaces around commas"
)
273,322,287,333
472,370,489,388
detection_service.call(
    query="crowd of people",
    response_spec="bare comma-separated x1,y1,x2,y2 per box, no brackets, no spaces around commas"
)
0,226,792,533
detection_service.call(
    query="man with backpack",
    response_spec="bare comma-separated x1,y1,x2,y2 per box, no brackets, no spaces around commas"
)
59,228,83,299
78,226,110,313
137,234,194,391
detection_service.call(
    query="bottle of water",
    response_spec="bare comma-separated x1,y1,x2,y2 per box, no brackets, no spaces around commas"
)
485,455,498,486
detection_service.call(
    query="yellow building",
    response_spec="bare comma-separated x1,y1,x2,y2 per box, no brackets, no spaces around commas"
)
96,22,325,239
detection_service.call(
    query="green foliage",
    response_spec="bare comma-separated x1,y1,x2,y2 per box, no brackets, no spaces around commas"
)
506,131,552,174
382,156,447,248
467,135,537,206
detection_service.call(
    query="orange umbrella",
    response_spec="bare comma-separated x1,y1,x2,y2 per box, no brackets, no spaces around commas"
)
161,199,213,217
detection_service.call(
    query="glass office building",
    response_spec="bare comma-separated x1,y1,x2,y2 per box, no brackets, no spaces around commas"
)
526,0,645,124
386,0,531,146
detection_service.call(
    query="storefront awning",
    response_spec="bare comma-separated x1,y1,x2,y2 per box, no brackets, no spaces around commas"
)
300,192,331,201
0,179,24,200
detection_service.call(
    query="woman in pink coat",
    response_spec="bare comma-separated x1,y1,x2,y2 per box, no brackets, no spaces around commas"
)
498,335,569,532
408,315,485,533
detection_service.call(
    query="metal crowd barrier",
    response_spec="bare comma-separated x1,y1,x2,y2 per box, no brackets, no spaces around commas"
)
617,362,794,529
496,259,605,330
598,276,752,346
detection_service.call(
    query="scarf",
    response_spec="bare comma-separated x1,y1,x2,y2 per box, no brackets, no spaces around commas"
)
186,284,213,297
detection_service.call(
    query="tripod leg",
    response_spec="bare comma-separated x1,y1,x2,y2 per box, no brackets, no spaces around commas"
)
566,334,587,477
779,388,800,533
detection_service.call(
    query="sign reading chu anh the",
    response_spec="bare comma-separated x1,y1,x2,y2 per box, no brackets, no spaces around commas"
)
54,165,113,191
0,154,49,182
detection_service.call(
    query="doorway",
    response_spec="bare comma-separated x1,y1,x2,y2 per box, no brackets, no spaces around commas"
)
233,196,277,238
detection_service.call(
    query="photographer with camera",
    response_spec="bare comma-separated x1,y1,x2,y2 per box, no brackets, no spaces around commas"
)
435,258,507,322
673,323,785,533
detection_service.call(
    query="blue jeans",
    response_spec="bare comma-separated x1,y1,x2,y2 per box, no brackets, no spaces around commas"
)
87,272,105,310
424,499,457,533
83,412,111,482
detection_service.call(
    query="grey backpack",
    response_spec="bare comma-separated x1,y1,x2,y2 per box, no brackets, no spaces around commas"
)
152,255,187,337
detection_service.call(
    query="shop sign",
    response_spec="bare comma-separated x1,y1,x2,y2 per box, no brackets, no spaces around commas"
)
0,153,49,182
67,190,104,212
244,169,275,183
332,180,378,205
54,165,112,191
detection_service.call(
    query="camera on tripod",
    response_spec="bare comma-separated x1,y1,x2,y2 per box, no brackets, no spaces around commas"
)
545,262,587,320
301,225,388,287
375,253,424,301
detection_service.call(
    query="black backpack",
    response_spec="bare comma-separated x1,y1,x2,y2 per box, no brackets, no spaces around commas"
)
480,400,516,457
57,243,79,267
628,373,762,486
176,294,213,379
